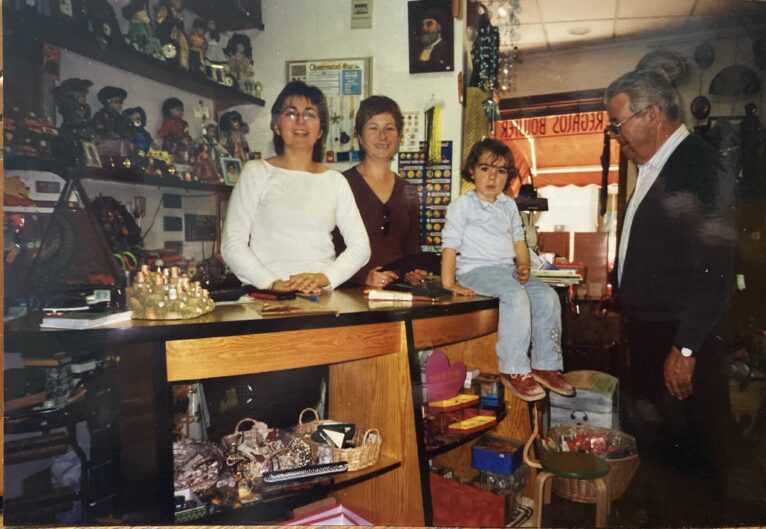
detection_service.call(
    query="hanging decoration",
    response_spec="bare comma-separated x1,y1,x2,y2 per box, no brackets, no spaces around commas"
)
691,42,714,122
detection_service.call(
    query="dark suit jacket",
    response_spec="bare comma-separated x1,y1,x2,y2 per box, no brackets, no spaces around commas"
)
616,133,736,353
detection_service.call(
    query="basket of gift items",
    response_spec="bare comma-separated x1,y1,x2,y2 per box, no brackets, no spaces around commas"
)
542,424,639,503
294,408,383,472
174,416,357,511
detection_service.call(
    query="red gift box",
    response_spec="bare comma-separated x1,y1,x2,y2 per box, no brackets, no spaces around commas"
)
429,472,505,527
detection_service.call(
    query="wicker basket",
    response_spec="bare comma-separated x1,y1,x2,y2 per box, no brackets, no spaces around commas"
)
547,425,639,503
294,408,383,471
294,408,337,438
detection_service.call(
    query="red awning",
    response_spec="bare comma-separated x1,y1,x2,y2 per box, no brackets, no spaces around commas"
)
495,111,620,188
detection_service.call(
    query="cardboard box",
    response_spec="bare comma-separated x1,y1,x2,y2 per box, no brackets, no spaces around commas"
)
174,488,207,524
549,370,619,429
471,435,524,475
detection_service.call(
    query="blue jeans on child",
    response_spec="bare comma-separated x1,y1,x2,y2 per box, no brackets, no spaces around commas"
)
457,265,563,375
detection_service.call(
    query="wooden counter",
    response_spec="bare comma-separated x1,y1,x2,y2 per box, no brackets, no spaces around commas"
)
4,288,532,526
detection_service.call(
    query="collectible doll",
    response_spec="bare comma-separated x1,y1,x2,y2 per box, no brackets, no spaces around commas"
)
219,110,250,164
204,19,230,83
54,78,95,142
225,33,256,93
194,122,227,168
122,106,157,155
91,86,130,141
121,0,163,59
155,0,189,69
188,18,207,76
157,97,194,164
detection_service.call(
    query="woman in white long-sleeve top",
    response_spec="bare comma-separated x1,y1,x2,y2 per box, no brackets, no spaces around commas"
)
221,80,371,294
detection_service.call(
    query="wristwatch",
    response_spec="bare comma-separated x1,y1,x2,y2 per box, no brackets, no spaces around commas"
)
680,347,693,358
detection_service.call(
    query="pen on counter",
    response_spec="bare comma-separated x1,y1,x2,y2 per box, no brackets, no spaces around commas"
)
295,293,321,302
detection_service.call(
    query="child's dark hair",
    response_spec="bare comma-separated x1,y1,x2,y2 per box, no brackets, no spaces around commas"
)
270,80,329,163
461,138,517,191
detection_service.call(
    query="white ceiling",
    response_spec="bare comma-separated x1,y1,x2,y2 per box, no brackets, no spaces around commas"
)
489,0,766,53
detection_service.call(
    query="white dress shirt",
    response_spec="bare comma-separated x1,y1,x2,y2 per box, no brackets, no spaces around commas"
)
618,124,689,283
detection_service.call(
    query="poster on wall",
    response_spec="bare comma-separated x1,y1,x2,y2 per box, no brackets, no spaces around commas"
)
397,141,452,252
287,57,371,163
399,111,423,152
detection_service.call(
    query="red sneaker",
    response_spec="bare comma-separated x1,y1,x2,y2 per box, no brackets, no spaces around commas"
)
532,369,576,397
500,373,546,402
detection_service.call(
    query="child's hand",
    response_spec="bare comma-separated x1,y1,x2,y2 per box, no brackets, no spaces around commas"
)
516,263,531,284
446,284,475,297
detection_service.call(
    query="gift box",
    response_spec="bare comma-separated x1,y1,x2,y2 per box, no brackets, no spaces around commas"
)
474,373,505,408
429,472,506,527
284,503,372,526
471,434,524,475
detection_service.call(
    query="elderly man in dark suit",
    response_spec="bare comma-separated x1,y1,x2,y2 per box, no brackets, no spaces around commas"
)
605,69,736,487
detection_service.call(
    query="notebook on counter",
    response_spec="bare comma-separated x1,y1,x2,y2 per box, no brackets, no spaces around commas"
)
41,310,133,330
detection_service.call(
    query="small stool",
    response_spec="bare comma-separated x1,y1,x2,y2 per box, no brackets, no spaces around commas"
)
523,401,611,527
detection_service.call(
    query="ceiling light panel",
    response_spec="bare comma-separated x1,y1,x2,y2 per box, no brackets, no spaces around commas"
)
538,0,616,22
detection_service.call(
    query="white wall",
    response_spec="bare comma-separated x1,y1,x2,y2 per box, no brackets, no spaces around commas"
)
237,0,465,177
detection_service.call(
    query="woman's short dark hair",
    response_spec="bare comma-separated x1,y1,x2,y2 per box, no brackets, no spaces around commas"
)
270,80,328,163
354,95,404,161
461,138,517,191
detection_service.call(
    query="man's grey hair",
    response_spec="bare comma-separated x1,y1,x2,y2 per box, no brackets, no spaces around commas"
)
604,68,680,122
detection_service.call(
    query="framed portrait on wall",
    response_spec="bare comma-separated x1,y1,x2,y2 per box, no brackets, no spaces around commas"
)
408,0,454,74
221,157,242,185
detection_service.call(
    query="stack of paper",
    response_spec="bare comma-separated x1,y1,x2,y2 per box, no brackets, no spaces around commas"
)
531,269,583,286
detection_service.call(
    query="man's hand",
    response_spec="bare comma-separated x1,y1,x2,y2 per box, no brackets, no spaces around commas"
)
664,346,696,400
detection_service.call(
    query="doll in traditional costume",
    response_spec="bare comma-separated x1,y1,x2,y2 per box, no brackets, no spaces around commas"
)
219,110,250,164
122,0,163,59
188,18,207,76
155,0,189,69
54,78,95,142
225,33,255,94
91,86,130,141
157,97,193,164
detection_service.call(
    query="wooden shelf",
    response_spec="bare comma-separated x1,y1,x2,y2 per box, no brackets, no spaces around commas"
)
5,11,265,110
425,407,508,459
200,457,400,524
185,0,264,31
6,156,233,194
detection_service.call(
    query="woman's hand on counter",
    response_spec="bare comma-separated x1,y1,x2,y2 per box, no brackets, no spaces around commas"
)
275,273,330,294
365,267,400,289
